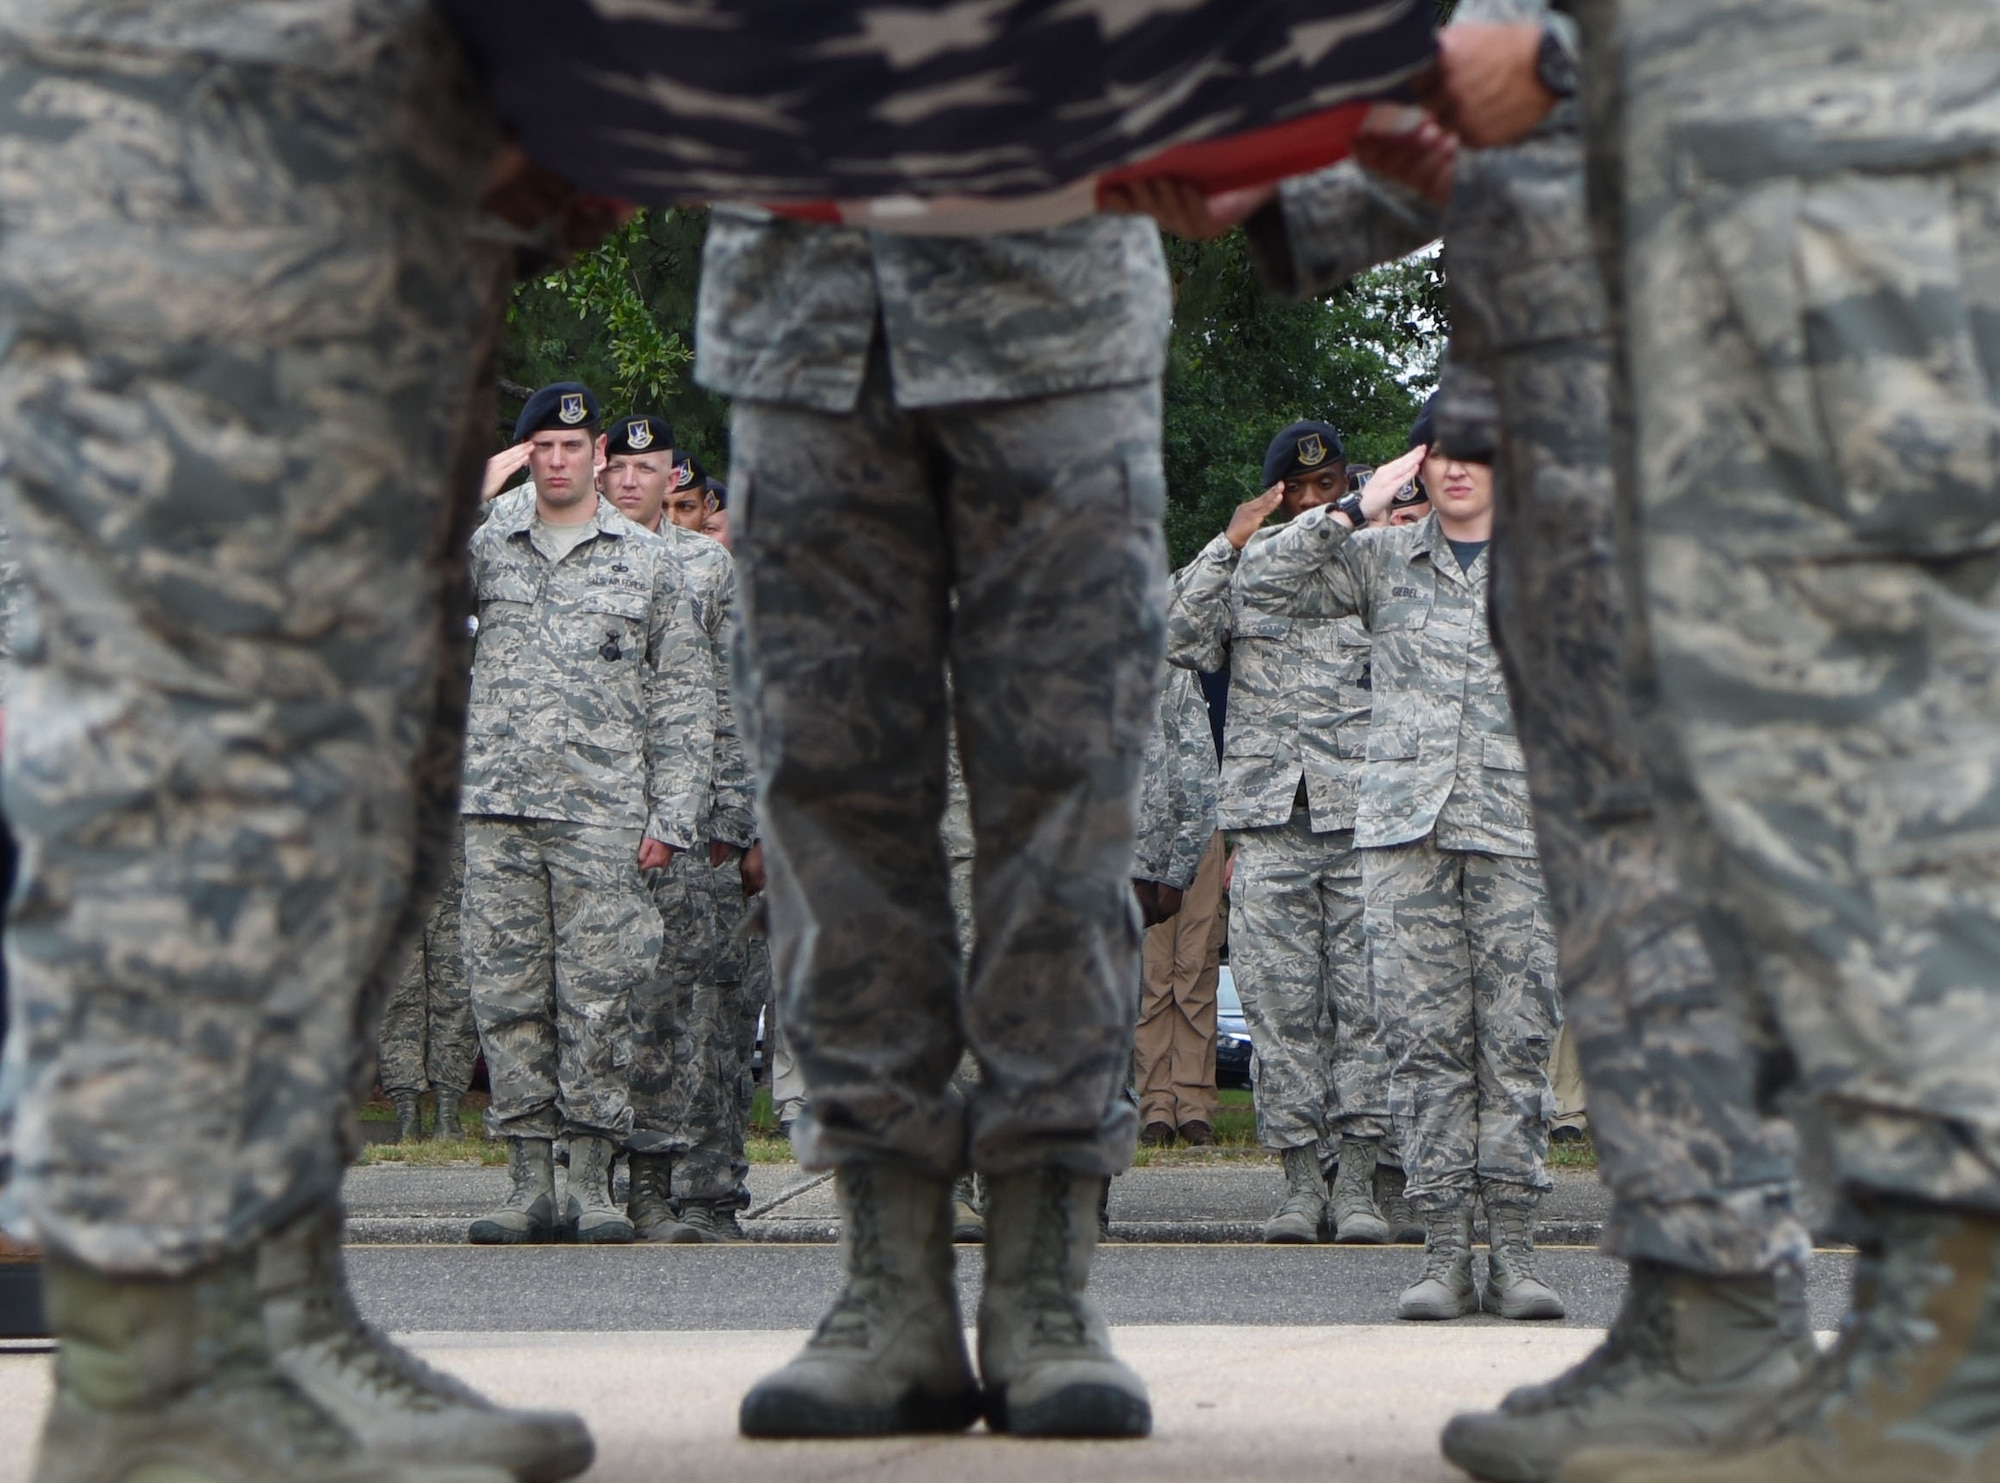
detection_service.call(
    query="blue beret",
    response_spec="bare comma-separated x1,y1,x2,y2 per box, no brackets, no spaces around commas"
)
1262,420,1345,487
513,382,599,441
606,413,674,458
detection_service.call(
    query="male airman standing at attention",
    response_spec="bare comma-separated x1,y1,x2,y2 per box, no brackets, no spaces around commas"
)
461,384,714,1247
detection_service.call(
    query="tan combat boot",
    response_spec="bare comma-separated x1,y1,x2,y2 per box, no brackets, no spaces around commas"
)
1399,1201,1478,1320
978,1168,1152,1437
1485,1185,1567,1320
1442,1259,1814,1482
261,1204,594,1482
1561,1204,2000,1483
739,1163,980,1436
468,1138,558,1245
560,1135,634,1244
1263,1145,1326,1244
1328,1137,1391,1244
32,1248,510,1483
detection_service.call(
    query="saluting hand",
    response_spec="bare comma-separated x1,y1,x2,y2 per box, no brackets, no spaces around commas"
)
1226,484,1287,551
1345,445,1429,527
481,442,533,502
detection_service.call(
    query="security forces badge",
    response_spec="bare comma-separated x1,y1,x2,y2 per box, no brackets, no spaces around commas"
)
559,392,587,425
626,419,654,450
1296,432,1327,467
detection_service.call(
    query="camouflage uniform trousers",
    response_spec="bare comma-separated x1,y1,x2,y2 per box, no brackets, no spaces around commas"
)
1227,805,1386,1157
0,7,509,1275
667,853,760,1206
1448,112,1810,1270
1364,836,1560,1209
627,848,713,1157
462,816,662,1144
1574,0,2000,1216
378,829,479,1098
730,348,1163,1181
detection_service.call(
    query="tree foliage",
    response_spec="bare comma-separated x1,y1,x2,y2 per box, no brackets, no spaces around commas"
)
501,208,734,473
499,206,1447,562
1159,229,1443,566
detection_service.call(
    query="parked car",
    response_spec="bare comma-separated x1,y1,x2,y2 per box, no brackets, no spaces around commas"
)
1216,966,1255,1090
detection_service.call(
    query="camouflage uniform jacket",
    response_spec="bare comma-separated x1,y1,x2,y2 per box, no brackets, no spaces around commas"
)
657,521,756,847
1134,666,1220,890
1166,535,1373,834
1235,510,1536,858
462,491,716,850
694,207,1172,411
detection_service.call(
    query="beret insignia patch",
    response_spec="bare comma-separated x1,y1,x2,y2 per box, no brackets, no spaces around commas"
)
559,393,587,425
626,420,654,450
1296,433,1327,467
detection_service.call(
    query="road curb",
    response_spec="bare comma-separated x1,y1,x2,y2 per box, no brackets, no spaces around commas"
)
345,1216,1605,1248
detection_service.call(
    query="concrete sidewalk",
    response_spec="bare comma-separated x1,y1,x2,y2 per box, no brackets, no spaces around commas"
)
344,1160,1616,1246
0,1325,1606,1483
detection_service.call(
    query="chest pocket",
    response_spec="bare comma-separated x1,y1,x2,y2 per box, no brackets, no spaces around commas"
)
479,568,540,614
1372,583,1432,632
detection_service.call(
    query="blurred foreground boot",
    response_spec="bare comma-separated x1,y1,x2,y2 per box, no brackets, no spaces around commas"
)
626,1154,694,1242
32,1249,510,1483
1262,1145,1326,1244
1561,1204,2000,1483
677,1198,748,1244
1328,1138,1390,1245
979,1169,1151,1437
951,1174,986,1243
430,1087,462,1142
468,1138,558,1245
1399,1203,1478,1320
562,1135,634,1244
739,1164,979,1436
1485,1187,1566,1320
1441,1261,1813,1482
392,1091,423,1144
262,1204,594,1483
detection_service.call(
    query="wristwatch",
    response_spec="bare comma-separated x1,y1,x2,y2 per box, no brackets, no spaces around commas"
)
1535,26,1580,100
1332,491,1367,527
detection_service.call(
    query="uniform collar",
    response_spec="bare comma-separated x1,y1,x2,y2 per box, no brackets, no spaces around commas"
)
497,489,628,544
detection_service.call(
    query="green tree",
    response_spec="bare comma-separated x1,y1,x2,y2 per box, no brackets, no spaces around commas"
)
1160,229,1443,567
501,207,735,474
500,206,1446,547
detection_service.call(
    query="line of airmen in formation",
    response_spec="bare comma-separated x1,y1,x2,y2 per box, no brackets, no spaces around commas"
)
0,2,1995,1483
402,370,1575,1316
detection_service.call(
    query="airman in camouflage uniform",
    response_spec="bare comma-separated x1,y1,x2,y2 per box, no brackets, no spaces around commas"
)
1229,3,1816,1467
377,827,478,1141
703,208,1164,1438
1237,450,1563,1321
1167,421,1393,1245
461,386,715,1247
0,7,590,1480
601,413,761,1243
1528,1,2000,1477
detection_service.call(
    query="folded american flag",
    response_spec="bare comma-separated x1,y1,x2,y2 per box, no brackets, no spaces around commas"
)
443,0,1435,226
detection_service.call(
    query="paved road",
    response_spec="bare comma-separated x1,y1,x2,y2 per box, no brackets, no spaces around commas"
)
349,1242,1856,1333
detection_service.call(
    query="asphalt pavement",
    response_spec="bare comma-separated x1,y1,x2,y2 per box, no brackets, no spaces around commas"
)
342,1240,1858,1334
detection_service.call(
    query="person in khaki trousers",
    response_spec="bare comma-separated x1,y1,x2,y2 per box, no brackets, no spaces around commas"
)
1136,832,1226,1145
